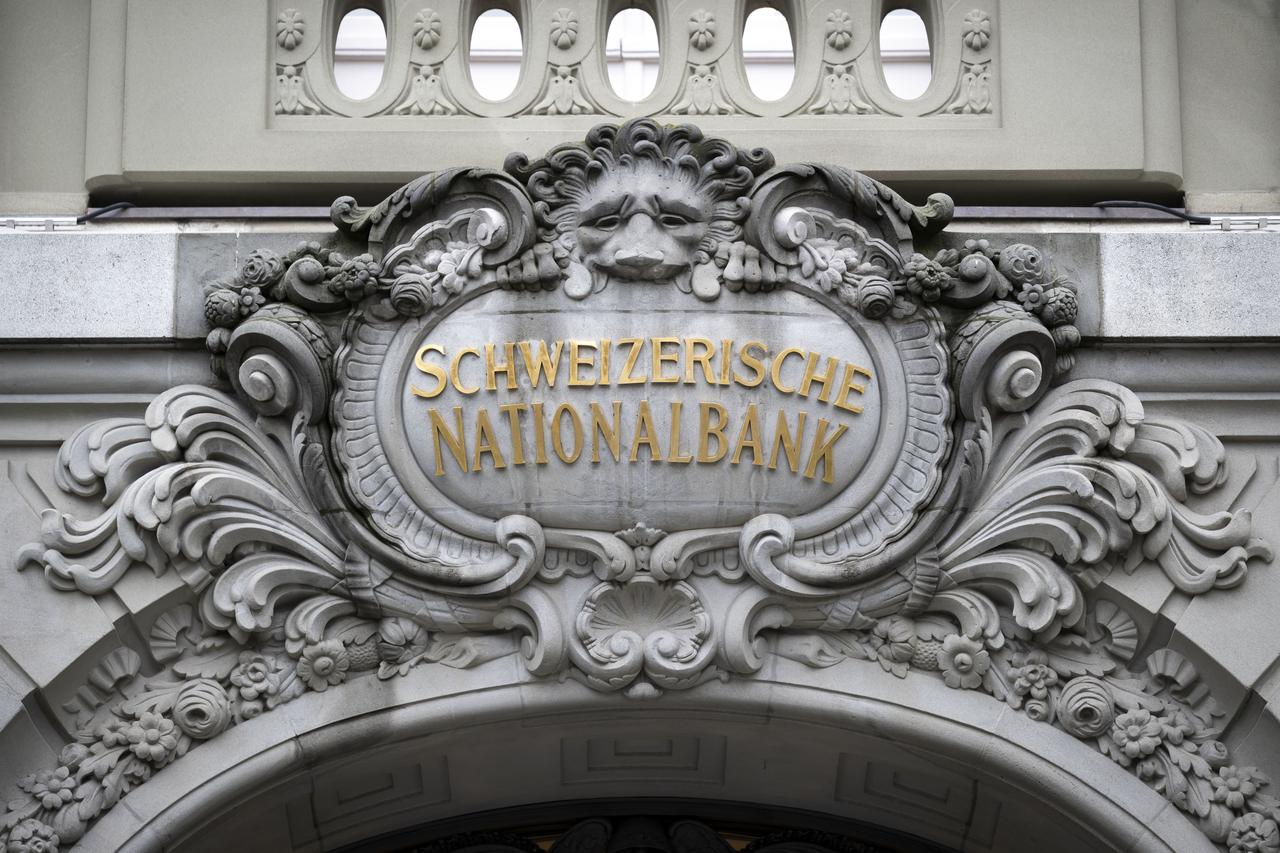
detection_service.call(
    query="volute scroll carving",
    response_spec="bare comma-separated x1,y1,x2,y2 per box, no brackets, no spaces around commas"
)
7,121,1273,852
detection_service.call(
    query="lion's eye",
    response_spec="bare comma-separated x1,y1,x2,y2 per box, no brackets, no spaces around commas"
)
659,213,692,227
588,215,620,230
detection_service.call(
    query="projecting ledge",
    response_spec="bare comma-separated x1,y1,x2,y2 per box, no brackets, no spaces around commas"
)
1,224,1277,342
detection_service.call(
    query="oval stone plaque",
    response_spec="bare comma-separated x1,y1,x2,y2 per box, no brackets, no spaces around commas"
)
394,285,882,530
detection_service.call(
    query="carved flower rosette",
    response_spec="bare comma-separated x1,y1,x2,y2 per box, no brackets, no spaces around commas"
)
9,121,1274,851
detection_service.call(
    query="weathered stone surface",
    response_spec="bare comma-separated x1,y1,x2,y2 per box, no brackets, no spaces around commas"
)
0,122,1276,853
0,232,177,339
1098,232,1280,338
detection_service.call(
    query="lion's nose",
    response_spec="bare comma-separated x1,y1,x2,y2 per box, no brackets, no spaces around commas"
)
614,249,664,269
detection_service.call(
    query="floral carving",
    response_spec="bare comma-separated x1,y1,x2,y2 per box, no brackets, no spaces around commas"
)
938,634,990,689
963,9,991,51
296,640,351,691
5,820,58,853
173,680,232,740
825,10,854,50
413,8,443,49
549,7,578,49
688,10,716,50
6,121,1272,852
275,8,305,50
1230,813,1280,853
124,712,179,764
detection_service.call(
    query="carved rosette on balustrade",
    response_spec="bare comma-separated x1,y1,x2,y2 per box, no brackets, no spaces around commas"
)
4,120,1274,853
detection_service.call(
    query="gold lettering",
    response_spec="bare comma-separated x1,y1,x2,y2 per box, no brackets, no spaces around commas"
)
518,340,563,389
450,347,481,394
411,343,448,399
498,402,528,465
651,337,681,383
730,402,765,466
769,347,805,394
668,400,693,463
428,406,469,475
733,340,767,388
530,401,549,464
684,337,717,385
569,340,597,387
590,401,623,463
617,337,646,384
472,408,506,471
804,418,849,484
799,353,841,404
484,342,518,391
768,410,807,474
629,400,662,461
719,338,734,385
552,403,584,463
696,401,728,463
599,338,611,386
834,363,873,414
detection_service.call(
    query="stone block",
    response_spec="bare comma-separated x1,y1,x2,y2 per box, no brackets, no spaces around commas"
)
1098,231,1280,338
0,232,177,339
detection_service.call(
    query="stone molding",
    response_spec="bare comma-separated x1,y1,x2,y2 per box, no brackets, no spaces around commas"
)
5,121,1274,853
271,1,996,120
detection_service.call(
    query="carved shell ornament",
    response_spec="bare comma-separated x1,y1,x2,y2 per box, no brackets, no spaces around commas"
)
8,121,1274,851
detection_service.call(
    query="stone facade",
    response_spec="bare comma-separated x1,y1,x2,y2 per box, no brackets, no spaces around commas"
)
2,4,1280,853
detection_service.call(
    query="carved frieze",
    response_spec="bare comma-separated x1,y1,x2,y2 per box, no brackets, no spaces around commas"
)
269,1,999,119
4,121,1273,852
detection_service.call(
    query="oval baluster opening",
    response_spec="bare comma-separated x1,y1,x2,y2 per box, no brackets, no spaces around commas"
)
880,7,932,100
470,8,523,101
742,6,795,102
333,7,388,100
605,8,660,102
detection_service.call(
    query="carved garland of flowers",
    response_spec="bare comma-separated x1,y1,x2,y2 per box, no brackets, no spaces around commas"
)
2,234,1270,852
5,121,1271,852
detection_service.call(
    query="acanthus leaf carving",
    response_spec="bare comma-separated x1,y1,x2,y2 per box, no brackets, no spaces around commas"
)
6,119,1272,853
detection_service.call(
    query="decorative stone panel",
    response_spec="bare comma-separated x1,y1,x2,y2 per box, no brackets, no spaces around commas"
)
3,120,1273,853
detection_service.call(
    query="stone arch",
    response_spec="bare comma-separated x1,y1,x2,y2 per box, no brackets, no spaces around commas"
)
79,674,1212,852
3,121,1277,853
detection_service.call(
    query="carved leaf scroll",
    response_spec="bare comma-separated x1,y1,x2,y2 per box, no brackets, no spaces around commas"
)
6,120,1272,853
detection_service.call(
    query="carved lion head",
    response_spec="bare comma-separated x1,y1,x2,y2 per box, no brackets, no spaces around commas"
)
507,119,774,299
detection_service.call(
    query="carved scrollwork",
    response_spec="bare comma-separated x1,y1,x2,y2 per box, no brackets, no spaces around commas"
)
7,121,1273,852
